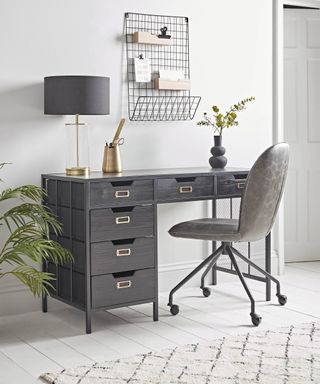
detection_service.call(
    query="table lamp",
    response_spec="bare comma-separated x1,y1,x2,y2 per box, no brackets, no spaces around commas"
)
44,75,110,176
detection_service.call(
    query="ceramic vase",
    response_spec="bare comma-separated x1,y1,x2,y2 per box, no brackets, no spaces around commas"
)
209,135,227,168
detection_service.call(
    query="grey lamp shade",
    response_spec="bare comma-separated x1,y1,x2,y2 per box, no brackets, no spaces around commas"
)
44,75,110,115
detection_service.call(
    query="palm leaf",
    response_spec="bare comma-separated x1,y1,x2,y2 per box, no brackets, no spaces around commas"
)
0,222,72,266
0,165,73,297
1,203,62,235
0,162,9,182
0,185,45,203
1,238,72,266
1,223,46,252
1,265,55,297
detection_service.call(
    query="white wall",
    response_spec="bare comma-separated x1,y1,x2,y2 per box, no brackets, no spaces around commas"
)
0,0,273,315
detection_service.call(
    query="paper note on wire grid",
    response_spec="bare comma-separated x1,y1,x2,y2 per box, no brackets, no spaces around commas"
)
134,57,151,83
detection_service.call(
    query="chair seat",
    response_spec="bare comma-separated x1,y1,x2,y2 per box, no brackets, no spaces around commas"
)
169,218,240,241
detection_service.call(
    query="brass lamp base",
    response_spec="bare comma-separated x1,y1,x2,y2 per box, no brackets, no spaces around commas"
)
66,167,90,176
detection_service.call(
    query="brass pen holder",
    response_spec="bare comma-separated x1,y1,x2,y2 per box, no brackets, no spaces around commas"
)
102,144,122,173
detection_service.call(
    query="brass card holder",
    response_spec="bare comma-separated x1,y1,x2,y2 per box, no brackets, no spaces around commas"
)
102,118,125,173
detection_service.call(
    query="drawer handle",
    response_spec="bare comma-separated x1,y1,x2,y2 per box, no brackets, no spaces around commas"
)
117,280,132,289
115,190,130,198
179,186,193,193
115,216,131,224
116,248,131,257
237,182,246,189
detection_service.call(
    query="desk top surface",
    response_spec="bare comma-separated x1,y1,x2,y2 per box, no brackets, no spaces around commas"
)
43,167,249,182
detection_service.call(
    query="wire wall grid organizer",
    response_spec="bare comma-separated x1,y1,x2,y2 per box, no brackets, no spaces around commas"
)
125,12,201,121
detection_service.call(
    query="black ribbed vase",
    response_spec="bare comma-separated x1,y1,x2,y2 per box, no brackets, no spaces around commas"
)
209,135,227,168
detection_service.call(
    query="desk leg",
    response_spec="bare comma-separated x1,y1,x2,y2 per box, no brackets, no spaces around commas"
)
153,300,158,321
85,251,92,333
265,233,271,302
42,260,48,313
212,199,217,285
153,204,159,321
86,308,92,334
85,183,92,334
41,176,48,313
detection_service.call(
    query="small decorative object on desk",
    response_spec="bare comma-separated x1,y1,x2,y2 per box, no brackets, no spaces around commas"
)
197,97,255,168
44,75,110,176
102,118,126,173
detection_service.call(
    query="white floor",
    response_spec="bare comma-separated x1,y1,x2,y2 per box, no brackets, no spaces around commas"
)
0,262,319,383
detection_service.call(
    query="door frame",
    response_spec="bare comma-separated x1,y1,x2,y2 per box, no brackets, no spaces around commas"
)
272,0,320,272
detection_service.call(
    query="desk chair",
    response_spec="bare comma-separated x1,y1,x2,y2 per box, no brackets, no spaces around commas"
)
167,143,289,326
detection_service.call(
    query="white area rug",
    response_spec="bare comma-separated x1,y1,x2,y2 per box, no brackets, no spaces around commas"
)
40,322,320,384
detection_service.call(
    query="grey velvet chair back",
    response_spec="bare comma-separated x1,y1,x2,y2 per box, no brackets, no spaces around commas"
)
238,143,289,242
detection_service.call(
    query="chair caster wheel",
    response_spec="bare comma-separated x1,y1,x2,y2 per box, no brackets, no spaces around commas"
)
170,304,179,316
277,294,287,306
202,287,211,297
251,313,262,326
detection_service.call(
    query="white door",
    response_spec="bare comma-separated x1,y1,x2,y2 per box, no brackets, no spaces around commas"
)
284,8,320,262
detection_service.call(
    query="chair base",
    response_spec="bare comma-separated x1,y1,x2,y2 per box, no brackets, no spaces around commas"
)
168,242,287,327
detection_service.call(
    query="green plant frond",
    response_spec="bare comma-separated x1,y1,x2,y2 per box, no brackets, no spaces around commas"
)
1,223,72,260
0,162,10,182
198,96,255,134
1,223,47,252
0,172,73,298
0,251,25,266
41,240,73,264
0,185,45,203
1,203,62,235
0,266,55,297
1,238,72,266
3,222,43,249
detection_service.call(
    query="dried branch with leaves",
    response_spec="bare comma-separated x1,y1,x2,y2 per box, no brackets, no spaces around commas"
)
197,97,255,136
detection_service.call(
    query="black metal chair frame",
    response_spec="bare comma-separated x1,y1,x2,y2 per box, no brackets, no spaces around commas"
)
168,241,286,326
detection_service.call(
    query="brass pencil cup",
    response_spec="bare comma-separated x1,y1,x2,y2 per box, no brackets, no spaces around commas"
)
102,145,122,173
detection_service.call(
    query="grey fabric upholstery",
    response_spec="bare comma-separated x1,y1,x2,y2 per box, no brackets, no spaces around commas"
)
169,218,240,241
238,143,289,242
169,143,289,243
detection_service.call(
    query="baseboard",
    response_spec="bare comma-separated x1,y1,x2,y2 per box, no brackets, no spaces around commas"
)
0,281,26,295
0,251,279,316
158,250,279,292
0,282,65,317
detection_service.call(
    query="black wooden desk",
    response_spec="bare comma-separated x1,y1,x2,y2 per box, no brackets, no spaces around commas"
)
42,167,271,333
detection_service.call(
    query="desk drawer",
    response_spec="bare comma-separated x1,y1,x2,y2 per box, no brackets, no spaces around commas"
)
91,237,155,275
217,174,247,196
157,176,214,201
90,205,154,242
91,269,155,308
90,180,154,208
